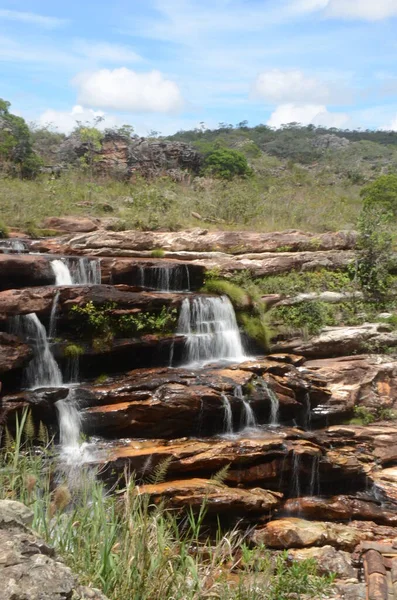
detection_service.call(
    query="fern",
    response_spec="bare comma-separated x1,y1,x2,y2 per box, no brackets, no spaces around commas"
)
147,457,172,485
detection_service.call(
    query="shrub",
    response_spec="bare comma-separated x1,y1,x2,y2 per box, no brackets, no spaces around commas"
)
239,313,270,349
202,279,250,309
151,248,165,258
203,148,252,180
353,205,392,301
63,343,84,358
0,221,9,238
360,174,397,215
272,301,329,336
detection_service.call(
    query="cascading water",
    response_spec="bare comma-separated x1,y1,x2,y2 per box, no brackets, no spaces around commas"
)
177,296,246,366
51,257,101,286
235,385,257,428
51,260,73,285
291,451,301,498
139,264,190,292
263,382,280,426
303,392,312,430
49,290,60,339
309,455,320,496
11,313,62,389
0,239,27,253
221,394,233,434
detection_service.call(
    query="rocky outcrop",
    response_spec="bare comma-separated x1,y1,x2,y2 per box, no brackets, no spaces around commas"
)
0,333,32,374
273,323,397,358
37,228,357,255
0,500,108,600
58,133,202,180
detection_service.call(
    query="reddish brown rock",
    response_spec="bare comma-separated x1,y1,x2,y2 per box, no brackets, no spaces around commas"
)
281,495,397,526
0,255,55,290
42,217,100,233
0,333,33,374
288,545,356,578
251,518,397,551
136,478,282,515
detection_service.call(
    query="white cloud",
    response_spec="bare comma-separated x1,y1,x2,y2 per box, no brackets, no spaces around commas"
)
74,41,142,63
74,68,184,113
267,103,349,128
38,105,119,134
253,69,330,104
289,0,397,20
0,9,67,28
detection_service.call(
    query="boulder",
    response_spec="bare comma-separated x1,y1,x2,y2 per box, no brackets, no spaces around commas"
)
42,216,100,232
0,333,33,374
0,500,108,600
288,545,356,578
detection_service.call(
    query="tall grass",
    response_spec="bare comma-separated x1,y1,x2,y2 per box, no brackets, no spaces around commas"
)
0,167,363,234
0,411,335,600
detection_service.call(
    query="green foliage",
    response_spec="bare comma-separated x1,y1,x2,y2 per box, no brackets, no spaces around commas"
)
0,220,9,238
150,248,165,258
71,301,178,345
360,174,397,215
202,279,249,309
353,205,393,301
63,343,84,358
95,373,109,384
203,148,252,180
238,313,270,349
351,406,376,425
272,301,330,336
0,98,42,178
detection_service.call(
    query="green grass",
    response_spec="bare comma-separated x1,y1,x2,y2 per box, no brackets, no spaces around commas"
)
202,279,250,309
0,164,365,234
0,411,335,600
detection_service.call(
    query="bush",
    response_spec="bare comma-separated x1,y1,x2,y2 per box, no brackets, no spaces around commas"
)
0,221,9,238
239,313,270,349
203,148,252,180
272,301,329,336
202,279,250,309
63,343,84,358
360,174,397,215
151,248,165,258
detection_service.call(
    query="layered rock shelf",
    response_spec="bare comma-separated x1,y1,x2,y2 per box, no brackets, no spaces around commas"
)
3,225,397,598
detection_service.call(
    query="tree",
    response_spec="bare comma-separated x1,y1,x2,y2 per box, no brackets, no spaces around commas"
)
0,98,42,178
203,148,252,180
353,205,393,301
360,174,397,216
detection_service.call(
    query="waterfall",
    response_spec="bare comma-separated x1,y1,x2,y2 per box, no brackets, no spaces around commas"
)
49,290,60,338
177,296,246,366
235,385,257,428
303,392,312,430
291,451,301,498
139,265,190,292
0,239,27,253
55,388,89,469
221,394,233,434
73,257,101,285
309,455,320,496
11,313,62,389
66,356,80,384
51,257,101,286
264,382,280,426
51,260,73,285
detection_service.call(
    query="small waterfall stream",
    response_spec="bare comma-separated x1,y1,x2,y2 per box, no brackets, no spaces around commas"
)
0,239,27,253
51,257,101,286
235,385,257,429
177,296,246,366
221,394,233,434
11,313,63,389
138,264,190,292
264,382,280,426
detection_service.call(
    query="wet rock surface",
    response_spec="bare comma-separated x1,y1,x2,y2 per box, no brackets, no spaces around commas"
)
0,333,33,374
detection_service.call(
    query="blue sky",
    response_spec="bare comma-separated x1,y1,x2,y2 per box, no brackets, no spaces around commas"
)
1,0,397,135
